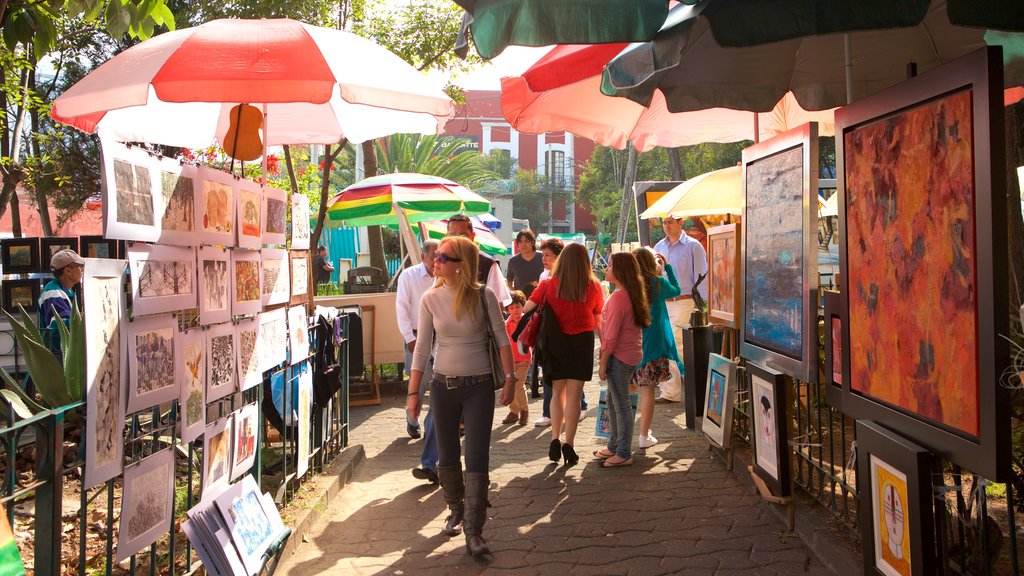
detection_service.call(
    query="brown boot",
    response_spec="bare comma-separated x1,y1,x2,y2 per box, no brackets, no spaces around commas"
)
463,472,490,556
436,465,464,536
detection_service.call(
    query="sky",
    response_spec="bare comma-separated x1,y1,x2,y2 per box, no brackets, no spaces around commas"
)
446,45,553,90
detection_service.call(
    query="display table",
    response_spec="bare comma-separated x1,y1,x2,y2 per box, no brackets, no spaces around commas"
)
681,324,714,430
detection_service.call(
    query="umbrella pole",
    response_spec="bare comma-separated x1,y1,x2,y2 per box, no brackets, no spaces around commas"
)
260,103,269,186
844,34,854,105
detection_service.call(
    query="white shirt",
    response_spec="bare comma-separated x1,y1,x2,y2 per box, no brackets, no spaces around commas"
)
485,259,513,307
395,262,435,344
653,233,709,300
539,269,550,282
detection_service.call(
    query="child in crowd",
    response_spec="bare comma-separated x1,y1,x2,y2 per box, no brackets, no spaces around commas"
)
502,291,532,425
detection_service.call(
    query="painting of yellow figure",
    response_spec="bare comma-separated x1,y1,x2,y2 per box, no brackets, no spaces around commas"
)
872,455,911,576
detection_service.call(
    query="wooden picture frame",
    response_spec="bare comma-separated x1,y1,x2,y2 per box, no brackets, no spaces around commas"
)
837,47,1008,481
79,236,119,259
747,360,791,497
740,123,819,384
195,166,236,248
197,246,230,326
1,278,40,315
100,139,160,242
1,237,40,275
822,290,843,409
116,447,175,562
230,249,262,317
856,420,936,576
156,160,198,247
236,179,263,250
289,250,309,306
261,186,287,247
706,223,741,328
701,353,738,449
125,313,178,414
39,237,79,272
127,244,197,317
260,248,290,307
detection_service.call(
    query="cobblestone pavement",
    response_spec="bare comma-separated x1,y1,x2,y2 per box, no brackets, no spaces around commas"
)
278,377,836,576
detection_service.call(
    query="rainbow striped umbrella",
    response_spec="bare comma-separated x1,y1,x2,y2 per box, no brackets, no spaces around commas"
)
420,217,509,256
324,173,490,227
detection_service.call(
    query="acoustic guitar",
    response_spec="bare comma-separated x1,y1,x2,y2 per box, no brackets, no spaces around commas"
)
224,103,263,161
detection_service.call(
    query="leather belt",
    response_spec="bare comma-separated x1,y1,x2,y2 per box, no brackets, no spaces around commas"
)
666,295,693,302
433,372,492,390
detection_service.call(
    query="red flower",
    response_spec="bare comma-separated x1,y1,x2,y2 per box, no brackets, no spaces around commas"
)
266,154,280,176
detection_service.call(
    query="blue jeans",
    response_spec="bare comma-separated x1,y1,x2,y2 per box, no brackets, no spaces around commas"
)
420,403,438,471
605,356,636,459
405,349,432,428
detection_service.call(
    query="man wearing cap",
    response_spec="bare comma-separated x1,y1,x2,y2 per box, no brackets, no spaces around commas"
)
652,216,708,402
38,249,85,362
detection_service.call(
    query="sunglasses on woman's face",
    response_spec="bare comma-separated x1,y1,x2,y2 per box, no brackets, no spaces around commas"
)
433,252,463,264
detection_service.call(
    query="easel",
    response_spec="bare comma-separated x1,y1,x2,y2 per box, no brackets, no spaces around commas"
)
348,304,380,406
719,326,738,359
748,466,795,531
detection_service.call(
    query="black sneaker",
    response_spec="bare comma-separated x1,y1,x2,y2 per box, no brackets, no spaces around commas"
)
407,422,422,439
412,467,439,484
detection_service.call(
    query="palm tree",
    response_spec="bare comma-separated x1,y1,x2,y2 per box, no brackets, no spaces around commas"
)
374,134,498,187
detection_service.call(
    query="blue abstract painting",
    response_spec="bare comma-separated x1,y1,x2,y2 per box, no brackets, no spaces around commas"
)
744,146,804,360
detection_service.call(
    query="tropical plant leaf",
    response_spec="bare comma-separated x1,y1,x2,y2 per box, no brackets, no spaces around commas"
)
2,310,72,408
0,390,38,420
0,367,46,415
63,305,86,402
16,305,44,345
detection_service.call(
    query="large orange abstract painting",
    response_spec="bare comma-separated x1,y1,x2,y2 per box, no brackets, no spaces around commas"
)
844,88,978,436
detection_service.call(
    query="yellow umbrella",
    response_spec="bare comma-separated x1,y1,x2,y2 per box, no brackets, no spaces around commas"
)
639,166,742,219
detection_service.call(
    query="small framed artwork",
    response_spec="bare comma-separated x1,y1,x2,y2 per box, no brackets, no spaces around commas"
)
116,447,175,562
39,237,79,271
205,322,236,402
1,278,40,315
235,315,262,391
100,139,160,242
197,246,230,325
127,244,197,317
296,362,313,478
262,186,287,246
230,249,262,316
258,307,289,372
82,258,128,489
177,328,206,444
260,248,290,307
748,360,791,497
837,46,1009,481
195,165,236,247
230,402,259,480
157,159,198,247
289,250,309,306
125,313,178,414
288,305,309,365
212,475,278,576
202,415,233,498
822,290,842,409
290,193,310,250
701,353,738,449
80,236,119,259
740,123,819,384
706,223,742,329
1,237,40,275
856,420,936,576
236,179,263,250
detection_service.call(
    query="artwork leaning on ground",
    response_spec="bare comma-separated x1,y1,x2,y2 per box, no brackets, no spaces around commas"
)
748,361,791,497
117,448,175,563
701,353,738,449
707,223,741,328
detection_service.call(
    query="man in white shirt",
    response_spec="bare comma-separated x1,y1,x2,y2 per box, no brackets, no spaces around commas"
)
447,214,513,307
397,241,438,441
652,215,709,402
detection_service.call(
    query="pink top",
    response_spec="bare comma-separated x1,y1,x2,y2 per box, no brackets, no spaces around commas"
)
601,290,642,366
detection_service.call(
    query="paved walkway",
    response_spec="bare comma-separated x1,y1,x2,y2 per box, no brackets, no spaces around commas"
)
278,377,836,575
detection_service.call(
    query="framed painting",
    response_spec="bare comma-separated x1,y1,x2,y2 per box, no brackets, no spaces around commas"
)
706,223,741,328
230,402,259,480
230,249,262,316
262,186,287,246
39,237,79,271
127,244,197,317
1,279,40,315
289,251,309,306
157,159,198,246
79,236,118,259
197,246,230,325
260,248,290,307
126,313,178,414
100,139,160,242
195,166,236,247
296,362,312,478
236,180,263,250
856,420,936,576
748,360,791,497
258,307,288,372
701,353,738,449
83,258,127,489
234,316,262,392
1,237,40,275
822,290,843,409
288,305,309,365
740,123,819,384
202,415,233,498
212,475,277,576
205,322,236,402
290,193,310,250
177,328,206,444
116,448,175,562
837,47,1009,481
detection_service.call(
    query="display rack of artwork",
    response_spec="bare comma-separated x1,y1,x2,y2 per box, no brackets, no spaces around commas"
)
126,314,179,414
1,278,40,315
822,291,842,409
706,223,741,329
747,360,791,497
1,238,40,275
740,123,819,384
80,236,120,259
701,353,738,450
196,166,237,247
39,237,79,271
856,420,936,576
836,46,1009,481
128,244,197,316
101,139,160,242
236,180,263,250
157,159,198,246
116,448,175,562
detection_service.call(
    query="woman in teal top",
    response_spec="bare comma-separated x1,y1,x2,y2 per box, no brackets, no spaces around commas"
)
631,248,684,448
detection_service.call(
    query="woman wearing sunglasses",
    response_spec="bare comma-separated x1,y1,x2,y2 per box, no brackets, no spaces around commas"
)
406,236,515,556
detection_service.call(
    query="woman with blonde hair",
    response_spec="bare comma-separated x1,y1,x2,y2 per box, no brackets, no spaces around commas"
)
407,236,516,556
522,242,603,465
631,247,683,448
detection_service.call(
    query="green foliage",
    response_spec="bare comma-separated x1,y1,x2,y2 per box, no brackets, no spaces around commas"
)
481,149,514,179
2,0,176,54
0,304,84,415
374,134,498,188
507,168,570,231
356,1,480,76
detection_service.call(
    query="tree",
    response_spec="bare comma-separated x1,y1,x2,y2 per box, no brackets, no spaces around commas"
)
374,134,497,187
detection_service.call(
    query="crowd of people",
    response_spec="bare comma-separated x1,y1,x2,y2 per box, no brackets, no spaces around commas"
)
393,215,707,557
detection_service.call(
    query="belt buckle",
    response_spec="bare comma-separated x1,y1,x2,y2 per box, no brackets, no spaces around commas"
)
445,376,460,390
